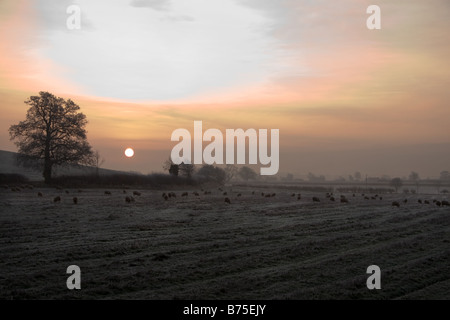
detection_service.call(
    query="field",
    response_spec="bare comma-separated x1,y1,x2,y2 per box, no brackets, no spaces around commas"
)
0,184,449,300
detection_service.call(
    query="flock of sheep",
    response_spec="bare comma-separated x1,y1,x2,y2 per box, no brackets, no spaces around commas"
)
3,184,449,208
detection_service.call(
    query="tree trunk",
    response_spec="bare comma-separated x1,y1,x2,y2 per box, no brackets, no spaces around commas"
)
43,160,52,184
43,140,52,184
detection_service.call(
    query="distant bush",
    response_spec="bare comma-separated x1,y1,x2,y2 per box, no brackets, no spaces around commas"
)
0,173,29,184
50,173,198,188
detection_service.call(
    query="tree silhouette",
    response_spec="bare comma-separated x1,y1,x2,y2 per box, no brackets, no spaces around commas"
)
389,177,403,193
9,91,94,183
238,166,257,181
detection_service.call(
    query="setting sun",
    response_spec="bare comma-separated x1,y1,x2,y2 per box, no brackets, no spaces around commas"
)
124,148,134,158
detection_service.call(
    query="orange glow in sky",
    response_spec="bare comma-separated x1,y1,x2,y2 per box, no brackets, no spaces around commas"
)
1,0,449,178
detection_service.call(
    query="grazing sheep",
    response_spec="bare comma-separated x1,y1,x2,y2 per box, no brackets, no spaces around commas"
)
261,193,265,196
403,199,407,204
432,199,437,203
237,193,242,197
441,200,449,206
418,199,422,204
162,193,167,198
353,194,355,197
73,197,78,204
265,194,271,198
224,197,231,204
37,192,43,197
271,193,276,197
133,191,141,196
330,197,335,201
392,201,400,207
105,191,111,195
54,196,61,203
218,188,223,191
170,192,177,197
436,201,442,207
291,193,296,197
297,195,301,200
364,196,370,200
193,192,200,196
125,196,131,203
164,195,169,201
379,197,383,200
223,192,227,196
371,196,376,200
312,197,320,202
341,198,348,203
424,200,430,204
182,192,188,197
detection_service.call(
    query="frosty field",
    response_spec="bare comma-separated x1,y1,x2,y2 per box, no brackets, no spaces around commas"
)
1,185,449,300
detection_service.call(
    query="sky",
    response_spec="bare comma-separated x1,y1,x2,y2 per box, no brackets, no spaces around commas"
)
1,0,449,179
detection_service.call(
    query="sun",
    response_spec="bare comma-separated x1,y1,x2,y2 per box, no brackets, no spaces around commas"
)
124,148,134,158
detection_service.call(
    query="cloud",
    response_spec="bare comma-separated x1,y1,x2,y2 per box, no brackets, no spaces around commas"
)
129,0,170,11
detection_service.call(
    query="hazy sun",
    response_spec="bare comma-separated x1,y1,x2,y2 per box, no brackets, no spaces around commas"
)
124,148,134,158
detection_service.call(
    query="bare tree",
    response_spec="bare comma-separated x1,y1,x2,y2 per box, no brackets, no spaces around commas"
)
224,164,238,183
93,150,105,177
9,91,94,183
409,171,420,193
389,177,403,193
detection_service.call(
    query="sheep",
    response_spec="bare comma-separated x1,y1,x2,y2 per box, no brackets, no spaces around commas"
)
237,193,242,197
330,196,335,202
73,197,78,204
424,200,430,204
170,192,177,197
418,199,422,204
271,193,276,197
403,199,407,204
224,197,231,204
261,192,265,196
341,198,349,203
193,192,200,196
37,192,43,197
364,196,370,200
435,201,442,207
162,193,167,198
223,192,227,196
297,195,301,200
379,197,383,200
312,197,320,202
164,195,169,201
182,192,188,197
392,201,400,207
133,191,141,196
265,194,271,198
125,196,131,203
54,196,61,203
104,191,111,195
441,200,449,206
291,193,296,197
